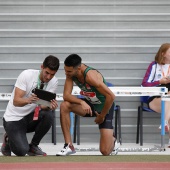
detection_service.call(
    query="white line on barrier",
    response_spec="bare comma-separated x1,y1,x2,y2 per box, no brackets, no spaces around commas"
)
75,145,165,152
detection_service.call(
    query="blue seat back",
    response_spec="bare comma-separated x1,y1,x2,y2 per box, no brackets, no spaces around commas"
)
140,96,155,112
106,82,114,87
140,96,150,104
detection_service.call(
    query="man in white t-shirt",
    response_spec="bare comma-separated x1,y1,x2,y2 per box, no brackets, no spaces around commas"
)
1,55,60,156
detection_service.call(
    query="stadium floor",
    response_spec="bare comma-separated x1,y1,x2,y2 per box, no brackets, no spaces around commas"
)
41,142,170,156
1,142,170,170
1,142,169,156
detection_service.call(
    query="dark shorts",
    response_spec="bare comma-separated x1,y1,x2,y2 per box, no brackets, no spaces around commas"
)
147,96,161,108
147,83,170,108
81,98,114,129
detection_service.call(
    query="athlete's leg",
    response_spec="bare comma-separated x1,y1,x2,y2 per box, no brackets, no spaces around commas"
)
99,128,115,156
98,104,115,156
60,101,87,145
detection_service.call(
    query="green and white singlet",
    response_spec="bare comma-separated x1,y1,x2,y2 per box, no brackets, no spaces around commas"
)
73,66,107,113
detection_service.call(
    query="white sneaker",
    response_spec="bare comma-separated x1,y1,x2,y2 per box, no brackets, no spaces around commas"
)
56,143,76,156
112,140,120,155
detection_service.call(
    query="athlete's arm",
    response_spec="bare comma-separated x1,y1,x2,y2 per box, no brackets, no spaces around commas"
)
63,78,93,115
63,78,84,104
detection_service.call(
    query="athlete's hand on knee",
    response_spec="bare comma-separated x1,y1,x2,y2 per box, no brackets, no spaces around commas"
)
81,101,92,116
94,112,105,124
84,107,92,116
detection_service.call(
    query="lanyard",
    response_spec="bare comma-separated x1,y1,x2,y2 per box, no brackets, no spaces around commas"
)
161,65,170,77
37,71,47,90
33,71,49,121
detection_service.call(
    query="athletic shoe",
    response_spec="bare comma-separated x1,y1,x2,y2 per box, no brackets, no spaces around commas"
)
112,139,120,155
1,133,11,156
158,120,169,132
27,144,47,156
56,143,76,156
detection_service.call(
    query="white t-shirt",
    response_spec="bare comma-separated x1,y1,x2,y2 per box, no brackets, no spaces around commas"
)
4,69,58,121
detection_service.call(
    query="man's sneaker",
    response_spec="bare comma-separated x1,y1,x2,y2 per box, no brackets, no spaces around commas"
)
1,133,11,156
27,144,47,156
158,120,169,132
56,143,76,156
112,139,120,155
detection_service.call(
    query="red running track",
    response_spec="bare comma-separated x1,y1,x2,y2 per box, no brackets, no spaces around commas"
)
0,162,170,170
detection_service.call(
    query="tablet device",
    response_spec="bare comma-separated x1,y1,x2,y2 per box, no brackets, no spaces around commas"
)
32,88,56,107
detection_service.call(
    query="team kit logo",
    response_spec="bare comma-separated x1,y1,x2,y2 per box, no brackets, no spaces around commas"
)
80,84,101,104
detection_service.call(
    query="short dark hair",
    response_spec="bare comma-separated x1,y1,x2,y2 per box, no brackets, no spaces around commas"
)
64,54,82,68
43,55,60,71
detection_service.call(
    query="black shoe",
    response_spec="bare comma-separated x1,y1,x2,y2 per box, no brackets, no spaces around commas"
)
27,144,47,156
1,133,11,156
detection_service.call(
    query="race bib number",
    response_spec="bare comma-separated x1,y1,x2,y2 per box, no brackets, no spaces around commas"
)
80,90,101,104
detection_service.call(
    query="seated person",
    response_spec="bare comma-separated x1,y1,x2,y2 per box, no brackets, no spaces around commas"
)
141,43,170,147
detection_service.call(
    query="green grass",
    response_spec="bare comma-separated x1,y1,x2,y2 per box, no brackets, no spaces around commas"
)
0,155,170,163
